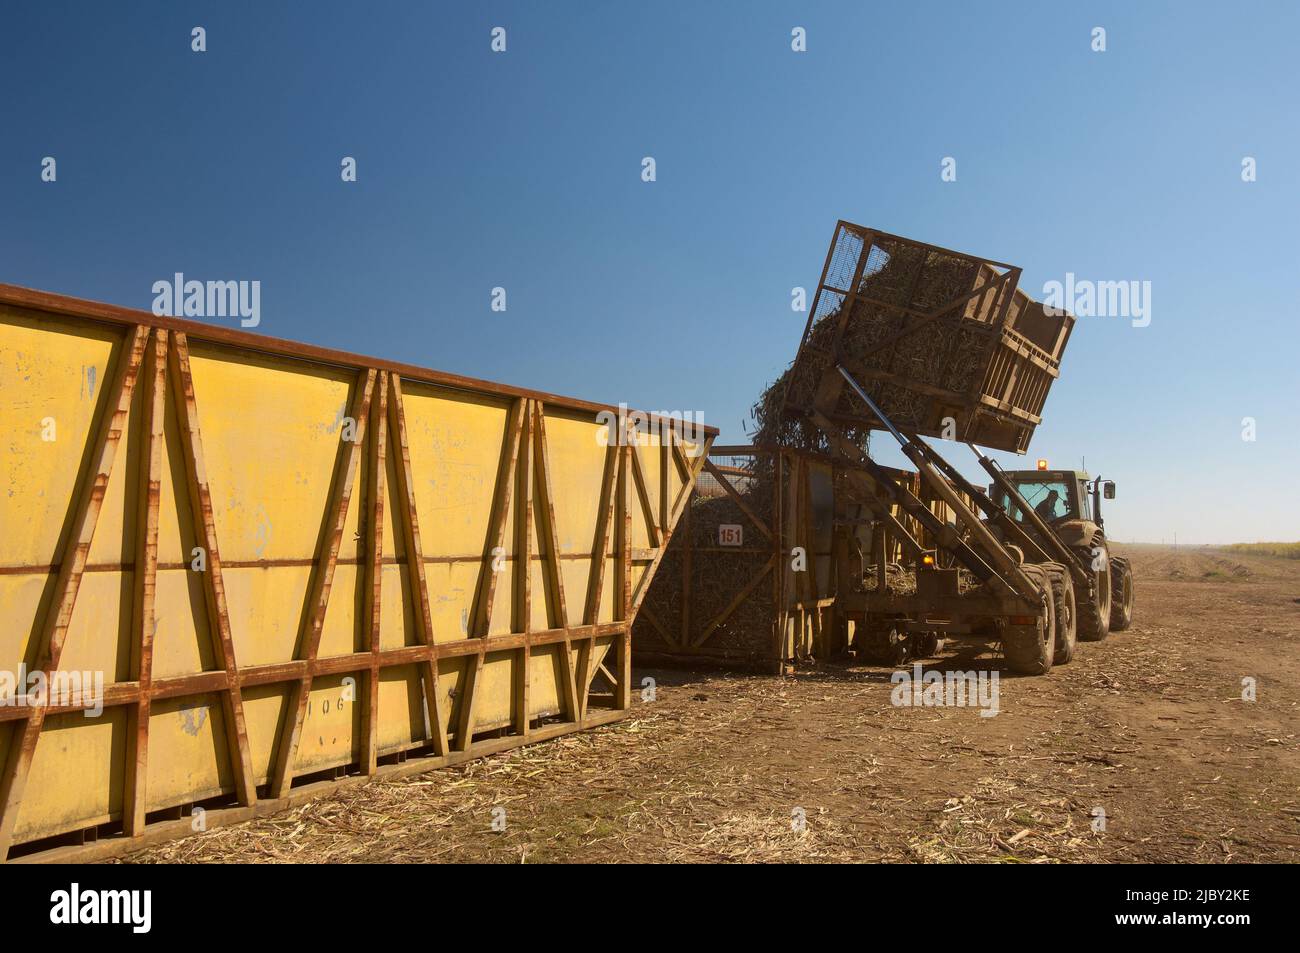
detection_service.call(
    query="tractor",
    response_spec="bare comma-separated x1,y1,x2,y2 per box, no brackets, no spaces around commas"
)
986,460,1135,659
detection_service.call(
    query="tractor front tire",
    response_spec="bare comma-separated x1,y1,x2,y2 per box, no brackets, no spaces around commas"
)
1074,542,1113,642
1109,556,1134,631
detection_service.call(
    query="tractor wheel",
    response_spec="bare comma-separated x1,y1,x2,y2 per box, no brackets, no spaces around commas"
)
1043,562,1077,665
1001,563,1056,675
1109,556,1134,631
1073,541,1112,642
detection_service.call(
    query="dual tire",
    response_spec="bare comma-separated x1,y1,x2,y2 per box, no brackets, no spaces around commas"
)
1002,563,1057,675
1044,562,1077,665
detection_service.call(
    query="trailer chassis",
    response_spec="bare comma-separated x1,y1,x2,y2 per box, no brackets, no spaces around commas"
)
811,365,1064,673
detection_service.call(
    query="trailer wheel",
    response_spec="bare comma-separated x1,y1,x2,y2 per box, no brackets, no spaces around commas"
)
1109,556,1134,631
857,623,909,666
1001,564,1056,675
916,632,945,658
1044,562,1077,665
1073,542,1112,642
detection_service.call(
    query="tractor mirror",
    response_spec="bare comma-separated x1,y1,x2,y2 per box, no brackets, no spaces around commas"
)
1103,481,1116,500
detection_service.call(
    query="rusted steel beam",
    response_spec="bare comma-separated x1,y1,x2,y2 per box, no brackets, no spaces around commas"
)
532,403,579,722
576,636,597,719
514,639,533,737
386,374,449,756
516,401,535,635
514,399,537,728
583,443,618,628
579,444,618,718
453,650,485,753
360,371,389,776
474,399,526,638
619,443,632,623
167,331,258,808
628,439,660,548
658,437,670,541
617,439,633,710
0,325,147,858
0,623,633,724
124,328,167,837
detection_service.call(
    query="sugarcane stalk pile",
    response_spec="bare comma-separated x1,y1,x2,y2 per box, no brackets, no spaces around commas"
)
752,237,991,453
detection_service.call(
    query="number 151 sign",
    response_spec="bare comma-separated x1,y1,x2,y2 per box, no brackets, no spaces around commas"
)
718,524,743,546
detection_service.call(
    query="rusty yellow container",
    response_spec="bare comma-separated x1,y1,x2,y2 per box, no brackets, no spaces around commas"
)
0,284,713,861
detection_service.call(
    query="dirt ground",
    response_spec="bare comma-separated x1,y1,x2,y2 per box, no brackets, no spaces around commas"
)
127,545,1300,863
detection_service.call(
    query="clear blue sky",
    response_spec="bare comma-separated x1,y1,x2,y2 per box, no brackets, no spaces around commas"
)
3,2,1296,543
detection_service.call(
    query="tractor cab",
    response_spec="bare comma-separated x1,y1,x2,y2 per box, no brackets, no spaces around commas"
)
991,460,1115,530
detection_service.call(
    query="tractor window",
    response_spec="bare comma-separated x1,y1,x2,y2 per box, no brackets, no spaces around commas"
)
1009,480,1073,522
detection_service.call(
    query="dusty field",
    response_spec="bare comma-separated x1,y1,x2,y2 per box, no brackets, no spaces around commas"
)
127,545,1300,863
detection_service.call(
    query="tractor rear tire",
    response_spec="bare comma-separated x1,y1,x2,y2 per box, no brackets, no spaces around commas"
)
1109,556,1134,631
1002,564,1056,675
1074,542,1113,643
1044,562,1077,665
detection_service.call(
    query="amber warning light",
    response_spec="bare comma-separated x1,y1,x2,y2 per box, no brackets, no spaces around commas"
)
1036,459,1048,471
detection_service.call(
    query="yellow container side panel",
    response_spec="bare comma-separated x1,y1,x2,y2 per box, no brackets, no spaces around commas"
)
242,684,290,785
295,674,361,776
15,708,126,841
53,570,132,681
473,651,518,732
543,413,607,558
185,343,356,565
529,644,564,718
376,665,424,752
401,384,506,560
145,694,234,812
151,570,214,677
319,562,363,658
434,657,470,738
424,561,481,641
0,572,50,674
0,308,120,568
224,566,312,668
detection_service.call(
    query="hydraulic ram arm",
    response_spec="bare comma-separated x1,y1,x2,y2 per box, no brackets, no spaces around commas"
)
834,365,1042,605
809,408,1001,583
907,439,1054,565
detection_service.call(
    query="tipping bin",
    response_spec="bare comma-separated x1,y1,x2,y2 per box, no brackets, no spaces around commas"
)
780,222,1074,454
